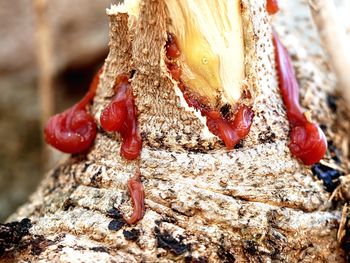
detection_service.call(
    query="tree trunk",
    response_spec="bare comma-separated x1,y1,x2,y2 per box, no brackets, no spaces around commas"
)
2,0,349,262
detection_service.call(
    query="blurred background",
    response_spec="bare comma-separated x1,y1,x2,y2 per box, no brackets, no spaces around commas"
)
0,0,120,222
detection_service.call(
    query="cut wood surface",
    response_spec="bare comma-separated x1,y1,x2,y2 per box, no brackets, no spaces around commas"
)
2,0,350,262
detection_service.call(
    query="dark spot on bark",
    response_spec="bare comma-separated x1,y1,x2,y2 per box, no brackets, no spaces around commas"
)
130,69,136,78
327,94,337,113
106,208,123,220
123,229,140,241
185,256,193,263
320,124,327,133
188,145,209,154
170,205,196,217
220,104,231,119
234,141,244,149
140,131,147,140
108,218,125,231
244,240,258,255
89,167,103,187
265,229,286,261
75,245,85,251
0,219,54,259
161,217,177,224
96,167,103,176
62,198,75,211
238,207,246,217
0,218,32,256
266,210,281,229
217,234,235,262
57,244,64,251
176,135,182,142
258,131,276,144
154,135,169,150
30,235,53,256
90,246,109,253
81,162,91,173
217,246,235,263
108,219,125,231
311,163,342,192
154,227,190,255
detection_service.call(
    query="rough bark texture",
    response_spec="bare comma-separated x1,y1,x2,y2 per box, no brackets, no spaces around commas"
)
3,0,350,262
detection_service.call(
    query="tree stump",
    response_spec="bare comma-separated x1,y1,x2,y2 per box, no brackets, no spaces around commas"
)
2,0,349,262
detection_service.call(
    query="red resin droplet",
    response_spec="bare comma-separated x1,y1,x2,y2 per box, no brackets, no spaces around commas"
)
166,63,182,81
206,106,254,150
179,85,254,149
289,123,327,165
44,68,102,154
100,74,142,160
273,32,327,165
266,0,279,15
100,101,126,132
124,170,145,225
166,33,181,60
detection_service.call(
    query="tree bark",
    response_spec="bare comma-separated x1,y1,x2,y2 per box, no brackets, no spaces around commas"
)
2,0,350,262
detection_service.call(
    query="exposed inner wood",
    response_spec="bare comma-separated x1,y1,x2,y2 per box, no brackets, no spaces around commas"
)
165,0,245,109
